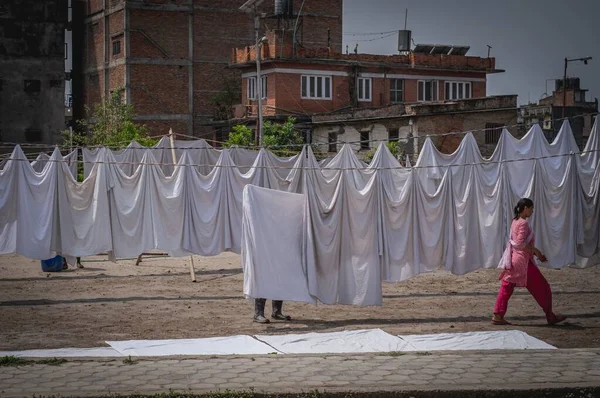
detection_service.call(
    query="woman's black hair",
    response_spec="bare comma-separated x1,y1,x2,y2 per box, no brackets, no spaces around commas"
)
514,198,534,219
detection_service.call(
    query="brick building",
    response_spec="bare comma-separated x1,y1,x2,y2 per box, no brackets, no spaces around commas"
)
79,0,343,139
0,0,68,145
518,77,598,149
231,32,518,156
232,38,499,117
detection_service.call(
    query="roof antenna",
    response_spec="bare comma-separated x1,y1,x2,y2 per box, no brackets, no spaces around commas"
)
404,9,408,30
487,45,492,58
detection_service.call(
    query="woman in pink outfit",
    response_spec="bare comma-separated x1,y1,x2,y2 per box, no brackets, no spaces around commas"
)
492,198,567,326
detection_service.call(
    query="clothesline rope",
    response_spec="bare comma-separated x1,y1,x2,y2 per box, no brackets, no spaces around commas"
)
1,112,597,151
4,147,599,172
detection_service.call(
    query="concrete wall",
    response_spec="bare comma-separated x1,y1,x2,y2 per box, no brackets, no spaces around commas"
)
313,108,519,160
0,0,68,144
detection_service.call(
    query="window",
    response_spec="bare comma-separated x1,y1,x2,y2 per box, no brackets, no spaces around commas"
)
389,128,399,141
112,40,121,56
445,81,471,100
485,123,504,145
261,76,267,99
360,131,370,150
301,75,332,100
24,80,41,93
390,79,404,103
418,80,438,102
247,76,267,100
328,132,337,153
357,77,371,102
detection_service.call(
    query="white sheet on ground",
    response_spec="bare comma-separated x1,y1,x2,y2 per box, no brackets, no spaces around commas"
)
398,330,556,351
255,329,410,354
106,335,276,356
2,329,556,357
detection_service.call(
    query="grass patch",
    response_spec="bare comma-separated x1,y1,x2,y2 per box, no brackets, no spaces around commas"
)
0,356,34,367
0,356,68,367
378,351,406,357
123,355,139,365
37,357,68,366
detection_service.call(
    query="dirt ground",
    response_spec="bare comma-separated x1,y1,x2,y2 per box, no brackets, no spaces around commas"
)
0,252,599,351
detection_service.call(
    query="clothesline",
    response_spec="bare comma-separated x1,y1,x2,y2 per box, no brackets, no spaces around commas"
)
2,118,598,300
2,112,597,150
3,146,599,172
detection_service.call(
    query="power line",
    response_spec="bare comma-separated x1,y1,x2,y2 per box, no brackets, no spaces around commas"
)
353,32,397,43
343,30,398,36
1,111,597,153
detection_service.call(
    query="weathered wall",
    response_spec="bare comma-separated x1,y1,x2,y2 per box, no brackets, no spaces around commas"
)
312,98,519,160
0,0,68,144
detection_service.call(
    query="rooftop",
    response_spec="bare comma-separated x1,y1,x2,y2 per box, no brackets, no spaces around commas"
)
231,30,503,74
312,95,518,124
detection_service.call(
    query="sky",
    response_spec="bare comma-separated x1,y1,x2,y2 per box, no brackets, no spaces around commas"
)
342,0,600,106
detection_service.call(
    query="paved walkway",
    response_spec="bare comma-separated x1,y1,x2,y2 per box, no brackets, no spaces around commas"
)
1,349,600,397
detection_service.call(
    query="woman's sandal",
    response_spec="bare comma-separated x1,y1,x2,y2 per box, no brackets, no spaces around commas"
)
547,315,567,325
491,318,512,325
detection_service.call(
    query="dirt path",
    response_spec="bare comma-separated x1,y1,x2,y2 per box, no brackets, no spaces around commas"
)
1,253,599,350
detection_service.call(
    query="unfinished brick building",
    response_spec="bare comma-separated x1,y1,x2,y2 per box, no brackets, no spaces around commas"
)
80,0,343,140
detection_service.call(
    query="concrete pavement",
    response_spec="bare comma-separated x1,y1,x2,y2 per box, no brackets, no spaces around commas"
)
1,348,600,397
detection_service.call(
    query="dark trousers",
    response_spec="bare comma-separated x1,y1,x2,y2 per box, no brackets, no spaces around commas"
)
254,298,283,317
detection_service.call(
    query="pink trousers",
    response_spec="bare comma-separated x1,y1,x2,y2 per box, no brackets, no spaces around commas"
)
494,263,555,320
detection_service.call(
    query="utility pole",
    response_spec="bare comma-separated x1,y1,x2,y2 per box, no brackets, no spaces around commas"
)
254,14,263,146
562,56,592,119
240,0,266,146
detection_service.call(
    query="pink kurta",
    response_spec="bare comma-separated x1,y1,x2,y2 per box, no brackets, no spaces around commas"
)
500,218,534,287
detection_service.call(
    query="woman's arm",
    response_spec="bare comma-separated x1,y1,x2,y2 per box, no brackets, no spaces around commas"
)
513,222,547,261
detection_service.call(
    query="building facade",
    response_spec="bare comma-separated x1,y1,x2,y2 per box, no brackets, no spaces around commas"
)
311,95,519,159
79,0,343,139
519,78,598,148
0,0,68,145
233,36,499,118
231,31,517,157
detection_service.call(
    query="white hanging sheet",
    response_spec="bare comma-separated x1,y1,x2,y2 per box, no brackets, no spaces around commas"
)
241,185,314,303
55,148,112,257
0,120,598,294
0,147,58,259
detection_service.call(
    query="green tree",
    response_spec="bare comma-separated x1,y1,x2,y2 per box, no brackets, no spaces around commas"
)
210,75,241,121
364,141,405,163
223,124,254,147
63,88,158,149
262,117,305,156
62,87,159,181
224,117,305,156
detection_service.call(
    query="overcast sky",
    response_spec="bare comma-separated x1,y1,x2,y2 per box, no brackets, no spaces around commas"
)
342,0,600,105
